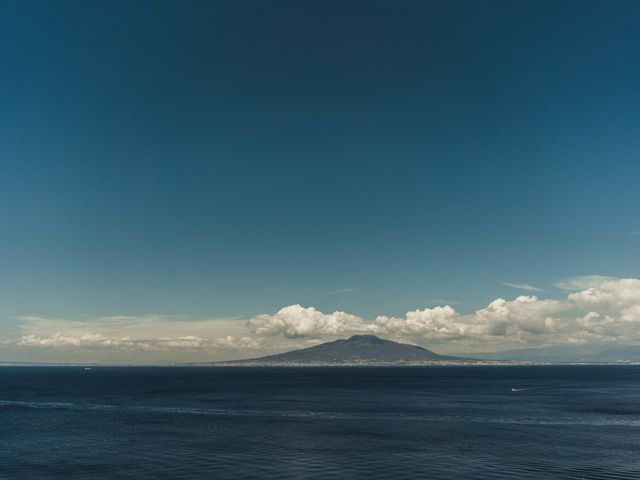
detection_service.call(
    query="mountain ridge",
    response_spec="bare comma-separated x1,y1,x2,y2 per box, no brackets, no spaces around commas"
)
219,334,470,365
469,343,640,362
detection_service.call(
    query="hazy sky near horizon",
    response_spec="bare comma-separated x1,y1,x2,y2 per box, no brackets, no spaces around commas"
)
1,1,640,362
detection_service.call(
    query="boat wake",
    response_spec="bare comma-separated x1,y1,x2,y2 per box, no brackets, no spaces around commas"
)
510,386,548,392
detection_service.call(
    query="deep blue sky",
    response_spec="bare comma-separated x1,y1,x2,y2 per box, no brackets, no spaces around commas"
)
1,0,639,329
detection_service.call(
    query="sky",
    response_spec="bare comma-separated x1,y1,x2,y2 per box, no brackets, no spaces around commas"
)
1,0,639,363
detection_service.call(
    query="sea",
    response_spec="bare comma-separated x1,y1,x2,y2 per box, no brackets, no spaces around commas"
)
0,365,638,479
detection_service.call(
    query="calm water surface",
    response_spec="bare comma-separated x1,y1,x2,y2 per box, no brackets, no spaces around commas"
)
0,366,638,479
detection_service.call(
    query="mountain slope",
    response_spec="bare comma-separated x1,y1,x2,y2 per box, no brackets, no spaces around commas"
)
469,343,640,362
231,335,465,364
579,345,640,362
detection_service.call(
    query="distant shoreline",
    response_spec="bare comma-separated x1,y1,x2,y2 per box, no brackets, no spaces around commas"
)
2,361,640,367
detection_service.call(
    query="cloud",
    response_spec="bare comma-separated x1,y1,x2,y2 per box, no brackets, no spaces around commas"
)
410,298,462,306
553,275,617,291
247,304,372,338
567,278,640,321
14,314,263,353
314,288,356,297
502,282,544,293
631,231,640,236
375,306,473,339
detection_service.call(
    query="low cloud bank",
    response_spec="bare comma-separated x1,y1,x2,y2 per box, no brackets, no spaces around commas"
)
13,315,263,354
18,333,262,351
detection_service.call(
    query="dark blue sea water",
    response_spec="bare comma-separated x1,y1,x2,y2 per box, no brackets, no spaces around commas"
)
0,366,639,479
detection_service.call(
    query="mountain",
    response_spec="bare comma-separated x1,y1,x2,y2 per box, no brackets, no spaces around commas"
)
469,344,605,362
578,345,640,362
469,343,640,363
226,335,468,364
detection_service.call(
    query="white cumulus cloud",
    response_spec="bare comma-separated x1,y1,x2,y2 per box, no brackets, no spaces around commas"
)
247,304,373,338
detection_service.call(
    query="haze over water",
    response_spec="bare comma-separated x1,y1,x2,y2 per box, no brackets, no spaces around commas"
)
2,366,639,479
